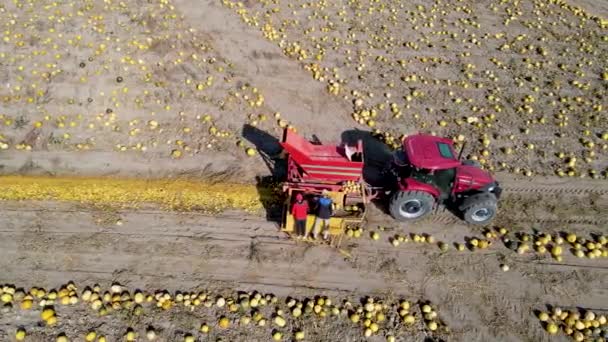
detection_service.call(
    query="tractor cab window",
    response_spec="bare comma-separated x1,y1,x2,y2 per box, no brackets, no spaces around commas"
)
411,168,456,196
432,168,456,195
437,142,455,159
411,168,433,183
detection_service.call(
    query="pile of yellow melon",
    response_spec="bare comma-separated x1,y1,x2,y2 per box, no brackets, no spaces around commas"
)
538,307,607,341
3,281,448,341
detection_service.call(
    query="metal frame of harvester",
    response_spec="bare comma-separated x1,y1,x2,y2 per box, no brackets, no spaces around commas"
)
278,128,374,247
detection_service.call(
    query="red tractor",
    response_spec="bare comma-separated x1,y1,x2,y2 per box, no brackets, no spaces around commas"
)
386,134,502,225
278,129,502,241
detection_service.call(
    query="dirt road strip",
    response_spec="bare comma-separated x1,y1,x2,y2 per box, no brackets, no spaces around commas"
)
0,200,606,341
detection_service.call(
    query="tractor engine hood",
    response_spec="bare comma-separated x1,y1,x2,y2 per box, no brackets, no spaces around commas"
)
456,164,497,189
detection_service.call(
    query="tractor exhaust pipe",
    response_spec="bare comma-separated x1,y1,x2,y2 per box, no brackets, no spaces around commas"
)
457,141,466,160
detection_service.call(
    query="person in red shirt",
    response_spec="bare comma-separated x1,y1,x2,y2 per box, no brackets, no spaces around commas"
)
291,193,309,239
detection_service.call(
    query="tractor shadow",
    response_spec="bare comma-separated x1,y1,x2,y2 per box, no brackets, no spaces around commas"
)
340,129,394,188
242,124,285,178
444,203,466,221
341,129,396,214
242,124,285,224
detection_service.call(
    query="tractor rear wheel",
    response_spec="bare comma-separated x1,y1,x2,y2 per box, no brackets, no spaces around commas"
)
389,190,435,221
460,193,497,225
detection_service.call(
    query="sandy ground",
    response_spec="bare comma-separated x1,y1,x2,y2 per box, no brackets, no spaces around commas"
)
0,0,607,180
573,0,608,18
0,181,607,341
0,0,607,341
0,0,354,180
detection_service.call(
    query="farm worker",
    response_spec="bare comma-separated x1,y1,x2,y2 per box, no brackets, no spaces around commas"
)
313,190,333,240
291,193,309,239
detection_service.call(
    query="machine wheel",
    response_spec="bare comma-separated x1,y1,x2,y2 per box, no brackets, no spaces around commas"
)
460,193,497,225
389,190,435,221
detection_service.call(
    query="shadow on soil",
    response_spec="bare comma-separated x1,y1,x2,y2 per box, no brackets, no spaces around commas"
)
341,129,401,215
242,124,285,224
242,124,285,177
341,129,394,189
424,337,447,342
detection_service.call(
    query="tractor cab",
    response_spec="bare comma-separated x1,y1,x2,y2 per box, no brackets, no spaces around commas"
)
392,135,461,199
388,134,502,225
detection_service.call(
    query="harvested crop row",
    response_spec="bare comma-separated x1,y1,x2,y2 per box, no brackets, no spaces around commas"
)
536,306,607,341
0,282,449,341
0,176,272,213
374,226,608,260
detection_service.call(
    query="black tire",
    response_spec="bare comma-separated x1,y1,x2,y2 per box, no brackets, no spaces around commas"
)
389,190,435,221
460,193,497,225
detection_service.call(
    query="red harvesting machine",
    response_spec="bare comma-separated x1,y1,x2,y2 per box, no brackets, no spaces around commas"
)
278,128,373,243
278,128,502,240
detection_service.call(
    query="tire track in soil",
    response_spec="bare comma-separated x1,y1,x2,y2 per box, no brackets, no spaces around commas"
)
426,214,608,226
1,201,606,342
0,179,605,297
2,238,605,298
505,184,608,196
5,206,606,226
2,227,607,271
1,204,606,297
0,243,399,296
0,207,605,257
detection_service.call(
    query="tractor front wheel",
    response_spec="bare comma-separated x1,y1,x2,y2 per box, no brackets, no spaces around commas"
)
389,190,435,221
460,193,498,225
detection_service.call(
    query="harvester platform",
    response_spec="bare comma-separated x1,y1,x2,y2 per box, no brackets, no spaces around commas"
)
280,128,364,183
278,128,369,247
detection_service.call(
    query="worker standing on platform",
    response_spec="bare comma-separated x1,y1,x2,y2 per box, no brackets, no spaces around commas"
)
312,190,333,240
291,193,309,239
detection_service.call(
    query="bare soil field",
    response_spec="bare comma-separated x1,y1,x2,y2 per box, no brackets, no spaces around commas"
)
1,0,608,341
0,187,607,341
0,0,606,179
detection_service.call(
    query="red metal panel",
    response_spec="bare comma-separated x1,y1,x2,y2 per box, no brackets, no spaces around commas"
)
281,128,364,183
454,165,494,192
284,182,344,193
403,134,460,170
398,178,441,198
302,173,360,182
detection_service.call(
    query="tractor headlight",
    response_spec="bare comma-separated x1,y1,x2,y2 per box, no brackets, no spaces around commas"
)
493,184,503,199
488,186,495,192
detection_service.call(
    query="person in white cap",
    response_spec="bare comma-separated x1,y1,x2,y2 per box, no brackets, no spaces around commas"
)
312,189,333,240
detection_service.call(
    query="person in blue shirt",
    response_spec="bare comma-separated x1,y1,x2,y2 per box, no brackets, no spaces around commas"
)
312,189,333,240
